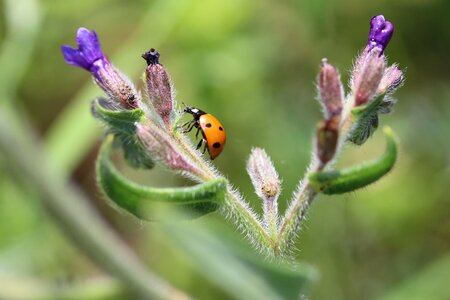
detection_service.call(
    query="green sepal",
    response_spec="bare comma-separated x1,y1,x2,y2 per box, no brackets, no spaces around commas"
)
96,135,227,220
113,134,155,169
92,98,154,169
309,126,398,194
92,98,145,135
348,95,396,145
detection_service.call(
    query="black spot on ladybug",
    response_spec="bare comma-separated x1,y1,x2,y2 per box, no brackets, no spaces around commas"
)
206,123,212,128
219,126,223,131
213,142,221,148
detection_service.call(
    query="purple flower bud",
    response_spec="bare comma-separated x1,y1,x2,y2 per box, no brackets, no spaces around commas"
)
62,28,139,109
377,65,404,94
316,115,339,167
367,15,394,53
62,28,107,80
354,48,386,106
142,49,175,129
318,59,344,118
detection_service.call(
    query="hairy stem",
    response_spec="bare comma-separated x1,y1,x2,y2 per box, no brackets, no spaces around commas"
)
265,200,279,237
276,95,357,257
276,168,318,256
173,132,273,252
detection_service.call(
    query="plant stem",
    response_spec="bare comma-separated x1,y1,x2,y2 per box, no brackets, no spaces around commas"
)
264,199,279,242
276,173,318,256
275,95,356,256
0,111,191,300
173,132,273,252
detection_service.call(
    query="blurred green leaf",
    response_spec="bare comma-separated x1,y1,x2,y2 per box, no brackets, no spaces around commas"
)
0,275,127,300
97,135,227,219
378,253,450,300
309,126,398,194
162,218,316,300
0,0,42,100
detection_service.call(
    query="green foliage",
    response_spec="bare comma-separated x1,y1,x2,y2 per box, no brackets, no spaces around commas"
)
92,98,155,169
162,218,316,300
97,135,227,220
378,254,450,300
92,98,145,135
348,95,396,145
309,127,398,194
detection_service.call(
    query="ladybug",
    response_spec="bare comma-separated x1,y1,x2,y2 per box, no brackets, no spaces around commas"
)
181,106,226,159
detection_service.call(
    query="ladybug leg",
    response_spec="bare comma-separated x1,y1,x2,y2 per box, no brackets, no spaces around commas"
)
196,138,203,150
202,140,208,154
180,121,196,133
180,120,191,128
195,127,201,139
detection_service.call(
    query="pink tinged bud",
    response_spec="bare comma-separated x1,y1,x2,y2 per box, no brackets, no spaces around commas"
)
142,49,175,129
246,148,281,202
377,65,404,94
316,115,339,166
136,122,203,179
93,62,139,109
318,59,344,117
351,47,370,90
354,48,386,106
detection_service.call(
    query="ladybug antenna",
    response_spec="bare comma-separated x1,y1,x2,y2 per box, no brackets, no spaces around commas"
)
142,48,160,65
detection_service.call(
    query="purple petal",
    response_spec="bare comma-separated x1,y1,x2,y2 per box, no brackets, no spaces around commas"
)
61,45,90,69
76,28,103,64
368,15,394,52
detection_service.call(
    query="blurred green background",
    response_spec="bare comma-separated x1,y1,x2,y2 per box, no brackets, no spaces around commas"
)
1,0,449,299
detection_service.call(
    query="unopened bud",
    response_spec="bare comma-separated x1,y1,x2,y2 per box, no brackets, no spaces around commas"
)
354,48,386,106
377,65,404,94
142,48,175,129
246,148,281,202
316,115,339,166
318,59,344,117
136,122,203,180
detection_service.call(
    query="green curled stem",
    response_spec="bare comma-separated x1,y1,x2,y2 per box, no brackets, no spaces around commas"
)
308,126,398,194
97,135,228,220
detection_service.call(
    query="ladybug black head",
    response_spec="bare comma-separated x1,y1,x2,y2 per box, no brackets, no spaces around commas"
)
183,106,205,116
142,48,160,65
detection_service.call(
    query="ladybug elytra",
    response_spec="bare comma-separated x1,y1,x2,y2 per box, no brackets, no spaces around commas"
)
181,106,226,159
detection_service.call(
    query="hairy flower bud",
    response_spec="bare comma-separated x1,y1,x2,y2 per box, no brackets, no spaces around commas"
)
142,49,175,129
247,148,281,234
377,65,404,94
368,15,394,53
354,48,386,106
246,148,281,203
62,28,139,109
136,122,203,180
318,59,344,118
316,115,339,166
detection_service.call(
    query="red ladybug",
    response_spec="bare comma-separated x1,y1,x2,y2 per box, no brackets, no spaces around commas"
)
182,106,226,159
